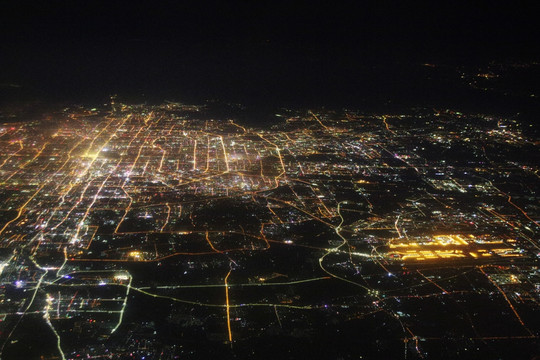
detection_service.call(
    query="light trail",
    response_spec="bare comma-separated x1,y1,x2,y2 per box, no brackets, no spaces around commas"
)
229,120,247,133
507,195,539,228
161,203,171,232
137,276,330,290
309,110,330,131
157,145,166,172
66,291,78,312
318,202,371,291
274,305,283,328
128,136,146,175
111,273,132,334
0,183,45,236
51,179,95,231
204,136,210,173
74,171,114,241
257,150,265,178
1,141,49,184
0,257,49,355
260,196,334,227
114,187,133,234
124,283,316,310
225,266,233,342
394,215,403,238
206,230,223,253
381,115,396,135
218,135,230,172
479,266,532,336
266,205,284,224
193,139,197,170
0,143,24,170
0,254,14,277
416,270,448,294
44,294,66,360
56,247,68,278
83,118,113,157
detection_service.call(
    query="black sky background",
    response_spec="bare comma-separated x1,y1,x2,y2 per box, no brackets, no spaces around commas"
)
1,1,539,111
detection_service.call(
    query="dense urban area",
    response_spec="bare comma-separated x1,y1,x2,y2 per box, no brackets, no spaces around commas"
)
0,100,539,359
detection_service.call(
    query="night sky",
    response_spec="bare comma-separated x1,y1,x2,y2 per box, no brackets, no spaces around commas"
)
1,1,539,108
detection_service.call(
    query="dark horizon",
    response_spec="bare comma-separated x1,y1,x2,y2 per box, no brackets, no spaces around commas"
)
1,1,539,111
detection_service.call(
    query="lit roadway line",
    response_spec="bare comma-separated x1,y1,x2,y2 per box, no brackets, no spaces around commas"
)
141,159,151,176
289,180,332,212
259,223,271,248
507,195,540,228
127,135,148,176
204,136,210,173
74,170,115,241
41,135,87,212
125,125,144,150
424,190,452,209
51,178,95,231
0,256,50,355
243,144,252,166
66,291,78,312
478,266,533,336
309,110,330,131
105,231,319,262
224,265,233,342
157,145,166,172
83,117,113,157
71,251,219,262
256,150,264,178
206,230,223,253
44,294,66,360
218,135,230,172
160,203,171,232
0,254,15,277
287,184,307,208
318,201,371,291
76,230,333,262
477,176,540,229
416,269,448,294
256,133,286,179
478,176,540,249
394,214,403,238
258,195,334,228
385,269,477,294
137,277,331,290
193,139,197,170
79,115,130,175
266,205,284,224
114,187,133,234
229,120,247,133
381,115,396,135
274,305,283,328
56,247,68,277
121,281,318,310
165,170,229,188
1,141,49,184
0,141,24,170
0,183,45,236
368,245,393,275
111,273,132,334
127,115,159,175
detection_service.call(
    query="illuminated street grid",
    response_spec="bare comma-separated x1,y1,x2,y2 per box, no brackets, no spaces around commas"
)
0,102,539,359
